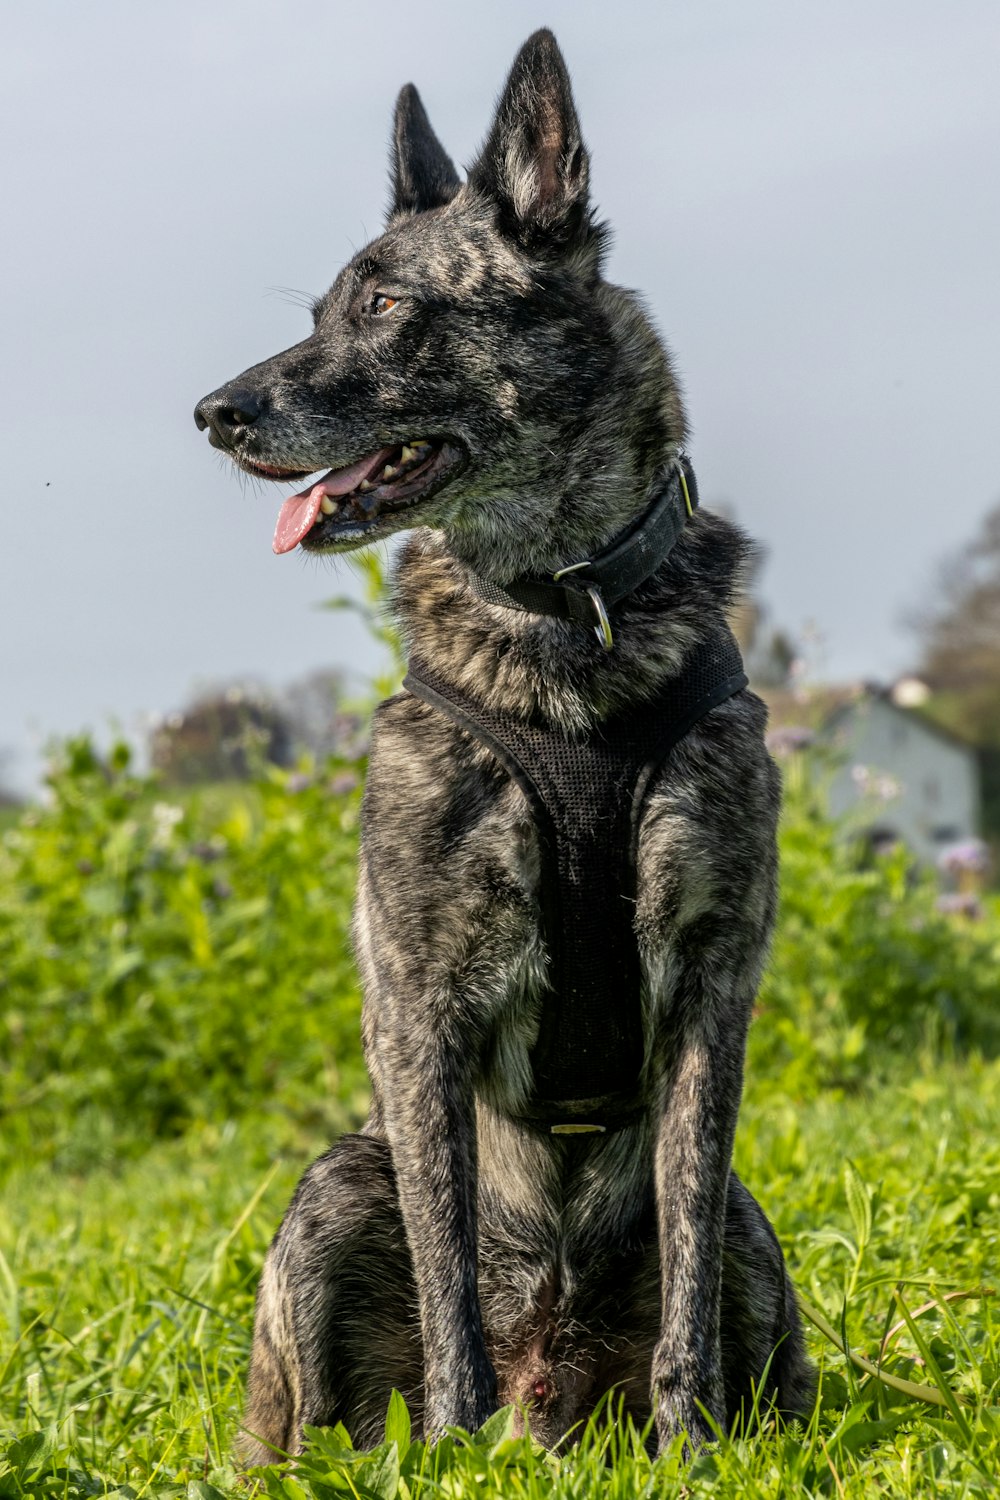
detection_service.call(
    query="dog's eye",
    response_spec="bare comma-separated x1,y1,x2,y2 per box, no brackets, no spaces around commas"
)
369,293,398,316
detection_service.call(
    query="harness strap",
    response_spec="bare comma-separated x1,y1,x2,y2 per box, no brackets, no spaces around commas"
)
404,630,747,1134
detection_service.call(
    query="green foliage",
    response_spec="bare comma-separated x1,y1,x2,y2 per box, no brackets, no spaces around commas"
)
4,736,999,1175
752,760,1000,1095
258,1403,551,1500
0,1129,286,1499
324,550,405,692
2,685,1000,1493
1,1067,998,1495
0,737,368,1172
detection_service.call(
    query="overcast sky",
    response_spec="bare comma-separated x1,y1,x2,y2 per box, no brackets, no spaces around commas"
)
2,0,998,792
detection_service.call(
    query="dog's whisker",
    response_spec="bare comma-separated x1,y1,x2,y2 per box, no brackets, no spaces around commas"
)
265,285,320,311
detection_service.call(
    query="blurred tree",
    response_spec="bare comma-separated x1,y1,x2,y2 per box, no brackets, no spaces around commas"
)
150,685,291,784
0,749,21,809
909,498,1000,839
731,546,798,690
281,669,347,759
280,668,371,764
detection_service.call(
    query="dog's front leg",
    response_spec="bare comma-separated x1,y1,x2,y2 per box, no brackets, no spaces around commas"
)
650,948,755,1452
374,1022,498,1436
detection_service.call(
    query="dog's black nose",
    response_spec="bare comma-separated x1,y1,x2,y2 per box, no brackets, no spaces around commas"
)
194,389,262,447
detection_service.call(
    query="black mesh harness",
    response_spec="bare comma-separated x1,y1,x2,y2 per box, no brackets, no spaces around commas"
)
403,460,748,1133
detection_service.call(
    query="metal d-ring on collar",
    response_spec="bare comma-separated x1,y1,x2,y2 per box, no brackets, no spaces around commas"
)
468,454,699,650
550,560,614,650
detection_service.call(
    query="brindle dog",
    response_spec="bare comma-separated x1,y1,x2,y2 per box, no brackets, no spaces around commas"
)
194,29,813,1461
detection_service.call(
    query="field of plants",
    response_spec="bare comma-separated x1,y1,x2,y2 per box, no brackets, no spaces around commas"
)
1,722,999,1497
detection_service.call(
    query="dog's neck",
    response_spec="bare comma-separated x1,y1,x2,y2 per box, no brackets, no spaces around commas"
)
393,503,751,730
463,460,696,646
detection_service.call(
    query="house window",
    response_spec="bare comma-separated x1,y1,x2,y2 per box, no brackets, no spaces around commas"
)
868,825,900,856
931,825,960,843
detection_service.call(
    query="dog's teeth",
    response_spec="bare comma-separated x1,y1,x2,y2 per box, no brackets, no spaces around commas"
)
382,465,398,480
359,479,374,492
400,445,417,464
319,496,336,515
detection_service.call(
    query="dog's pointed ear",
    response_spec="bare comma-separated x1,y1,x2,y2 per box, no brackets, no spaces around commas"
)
389,84,461,218
468,29,590,255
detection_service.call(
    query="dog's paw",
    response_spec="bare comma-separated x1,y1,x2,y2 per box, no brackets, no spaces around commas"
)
655,1409,718,1460
652,1377,724,1458
423,1388,500,1441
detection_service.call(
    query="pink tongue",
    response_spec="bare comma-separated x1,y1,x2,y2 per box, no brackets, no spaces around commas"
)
272,490,324,555
272,447,395,554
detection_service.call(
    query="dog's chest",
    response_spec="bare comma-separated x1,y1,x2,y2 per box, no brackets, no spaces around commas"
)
404,660,662,1117
360,641,745,1125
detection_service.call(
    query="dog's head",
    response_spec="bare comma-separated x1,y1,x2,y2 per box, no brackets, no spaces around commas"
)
194,30,684,578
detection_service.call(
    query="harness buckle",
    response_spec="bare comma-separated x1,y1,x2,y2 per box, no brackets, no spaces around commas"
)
550,1122,607,1135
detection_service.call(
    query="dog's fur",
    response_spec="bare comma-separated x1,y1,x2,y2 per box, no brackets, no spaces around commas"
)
195,30,813,1460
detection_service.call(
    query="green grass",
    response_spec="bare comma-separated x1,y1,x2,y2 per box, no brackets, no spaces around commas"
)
1,739,999,1495
1,1061,997,1496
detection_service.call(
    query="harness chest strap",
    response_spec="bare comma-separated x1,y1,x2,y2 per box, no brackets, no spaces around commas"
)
403,630,748,1135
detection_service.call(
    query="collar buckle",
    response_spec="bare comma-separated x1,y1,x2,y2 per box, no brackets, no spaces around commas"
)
551,558,592,582
551,559,613,650
469,459,696,644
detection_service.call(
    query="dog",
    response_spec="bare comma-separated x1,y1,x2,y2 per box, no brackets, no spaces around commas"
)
194,29,813,1461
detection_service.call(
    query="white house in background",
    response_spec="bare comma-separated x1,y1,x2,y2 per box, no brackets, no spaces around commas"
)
820,684,980,866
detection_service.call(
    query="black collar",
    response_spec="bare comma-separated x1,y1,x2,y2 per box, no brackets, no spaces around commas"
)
468,455,698,649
